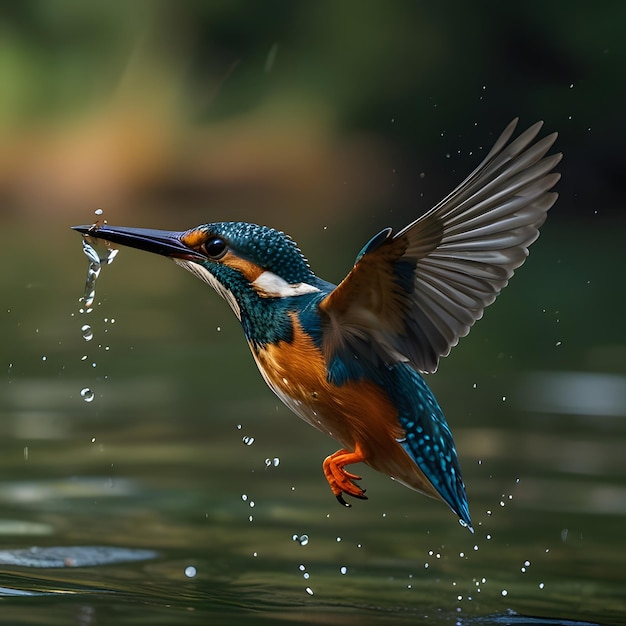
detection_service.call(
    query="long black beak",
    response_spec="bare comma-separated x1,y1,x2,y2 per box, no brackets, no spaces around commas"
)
72,224,205,261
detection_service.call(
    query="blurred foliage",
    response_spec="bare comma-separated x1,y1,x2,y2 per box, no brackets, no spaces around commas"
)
0,0,623,230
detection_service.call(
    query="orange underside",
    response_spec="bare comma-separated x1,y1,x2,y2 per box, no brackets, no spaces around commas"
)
252,314,442,504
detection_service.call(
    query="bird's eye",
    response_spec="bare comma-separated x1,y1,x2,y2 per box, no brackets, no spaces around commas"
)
203,237,227,259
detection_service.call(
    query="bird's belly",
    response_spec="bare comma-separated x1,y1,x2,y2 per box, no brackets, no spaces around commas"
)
251,341,350,443
248,321,445,502
265,378,335,438
248,321,404,455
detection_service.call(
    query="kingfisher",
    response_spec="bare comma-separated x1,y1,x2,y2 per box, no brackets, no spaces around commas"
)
73,119,560,531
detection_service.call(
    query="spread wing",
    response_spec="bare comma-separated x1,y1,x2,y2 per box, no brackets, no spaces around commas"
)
319,119,562,374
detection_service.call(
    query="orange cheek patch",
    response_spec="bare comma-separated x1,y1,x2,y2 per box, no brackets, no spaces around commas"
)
221,252,264,282
178,233,264,282
180,230,208,249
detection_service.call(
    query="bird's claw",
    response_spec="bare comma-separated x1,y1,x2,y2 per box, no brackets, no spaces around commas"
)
336,489,368,507
323,446,368,507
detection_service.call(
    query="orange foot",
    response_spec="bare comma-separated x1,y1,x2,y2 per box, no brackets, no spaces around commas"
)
322,443,369,507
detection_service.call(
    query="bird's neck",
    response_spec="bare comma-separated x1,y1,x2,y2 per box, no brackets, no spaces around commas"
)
195,262,329,347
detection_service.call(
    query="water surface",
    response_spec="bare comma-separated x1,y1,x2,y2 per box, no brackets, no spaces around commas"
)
0,218,624,625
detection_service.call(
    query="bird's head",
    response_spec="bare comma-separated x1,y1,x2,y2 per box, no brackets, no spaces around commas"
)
72,222,325,323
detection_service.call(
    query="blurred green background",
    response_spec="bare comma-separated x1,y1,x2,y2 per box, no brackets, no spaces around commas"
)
1,1,623,226
0,2,625,625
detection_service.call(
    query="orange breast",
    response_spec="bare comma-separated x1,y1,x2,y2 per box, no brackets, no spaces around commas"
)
250,313,441,501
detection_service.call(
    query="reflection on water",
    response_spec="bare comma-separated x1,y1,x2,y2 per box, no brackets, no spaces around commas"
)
0,545,157,568
520,371,626,417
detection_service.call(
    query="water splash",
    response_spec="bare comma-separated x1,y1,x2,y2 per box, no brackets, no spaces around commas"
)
78,225,118,314
76,214,118,404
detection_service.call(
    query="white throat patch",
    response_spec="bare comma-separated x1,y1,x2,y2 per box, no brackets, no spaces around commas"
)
173,259,241,321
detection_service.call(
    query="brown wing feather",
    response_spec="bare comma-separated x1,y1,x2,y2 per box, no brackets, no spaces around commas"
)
319,119,561,373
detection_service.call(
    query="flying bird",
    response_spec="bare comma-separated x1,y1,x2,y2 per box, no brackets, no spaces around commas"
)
74,118,561,531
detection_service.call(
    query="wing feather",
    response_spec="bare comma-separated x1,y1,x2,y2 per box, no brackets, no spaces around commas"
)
320,119,561,373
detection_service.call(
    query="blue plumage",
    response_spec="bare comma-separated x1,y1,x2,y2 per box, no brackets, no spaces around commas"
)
317,322,471,526
392,364,471,527
190,222,315,284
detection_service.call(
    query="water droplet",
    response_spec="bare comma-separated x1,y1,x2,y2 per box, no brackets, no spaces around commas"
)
184,566,196,578
292,534,309,546
78,236,118,313
539,582,545,590
264,457,280,468
241,494,248,502
501,589,508,597
41,356,47,361
94,208,103,216
81,325,93,341
305,587,313,596
242,436,255,446
80,388,94,402
340,566,347,575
